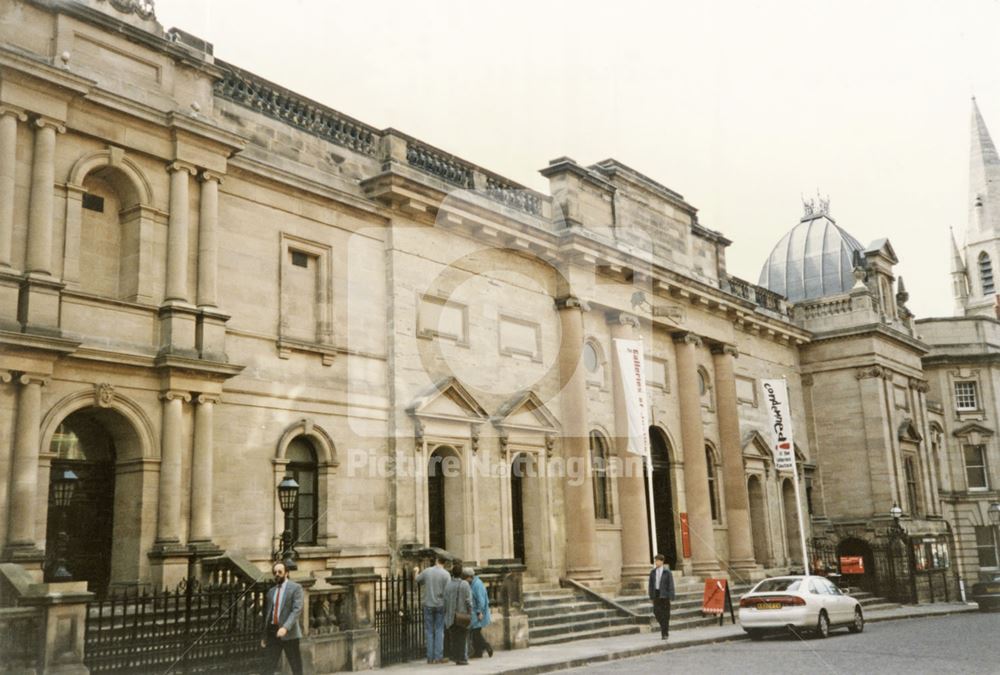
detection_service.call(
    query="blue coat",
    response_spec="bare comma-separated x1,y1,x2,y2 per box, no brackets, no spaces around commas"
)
470,576,491,629
648,565,675,600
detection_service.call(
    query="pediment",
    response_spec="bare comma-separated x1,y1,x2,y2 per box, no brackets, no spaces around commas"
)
742,430,774,462
493,390,560,434
407,377,488,423
898,419,923,443
952,422,994,444
866,238,899,264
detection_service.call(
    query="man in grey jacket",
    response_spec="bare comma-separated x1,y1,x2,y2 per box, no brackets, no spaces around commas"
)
443,567,473,665
261,560,304,674
415,555,451,664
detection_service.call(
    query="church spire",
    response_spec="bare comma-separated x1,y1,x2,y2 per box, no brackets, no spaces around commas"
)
951,227,969,315
970,98,1000,235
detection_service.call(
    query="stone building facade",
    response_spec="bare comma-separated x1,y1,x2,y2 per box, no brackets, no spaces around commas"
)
0,0,995,606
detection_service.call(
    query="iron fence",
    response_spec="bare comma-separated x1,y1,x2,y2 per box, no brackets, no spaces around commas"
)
84,578,268,674
374,573,425,666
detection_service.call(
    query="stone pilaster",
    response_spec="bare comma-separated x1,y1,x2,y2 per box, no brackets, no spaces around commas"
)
555,296,601,582
156,390,189,544
607,311,651,585
710,343,758,579
25,117,64,276
0,107,26,270
189,393,219,545
196,171,222,309
4,373,48,564
672,332,720,577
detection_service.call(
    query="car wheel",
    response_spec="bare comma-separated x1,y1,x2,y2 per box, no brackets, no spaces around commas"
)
815,610,830,639
848,607,864,633
746,629,764,641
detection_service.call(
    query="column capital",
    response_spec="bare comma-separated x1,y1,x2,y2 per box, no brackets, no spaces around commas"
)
554,295,590,312
671,331,702,348
199,170,225,185
709,342,739,358
167,160,198,176
908,378,930,393
855,365,890,380
0,106,28,122
30,115,66,133
17,372,49,387
159,390,192,403
605,310,639,328
194,392,221,406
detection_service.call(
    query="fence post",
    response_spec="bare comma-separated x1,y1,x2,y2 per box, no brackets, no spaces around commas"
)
21,579,92,674
326,567,380,671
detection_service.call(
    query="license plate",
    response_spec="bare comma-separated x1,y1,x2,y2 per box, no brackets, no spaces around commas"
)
755,602,782,610
984,585,1000,593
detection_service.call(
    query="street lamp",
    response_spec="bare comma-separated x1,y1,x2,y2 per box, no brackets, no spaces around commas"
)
50,468,78,582
277,476,299,569
988,502,1000,525
889,503,903,523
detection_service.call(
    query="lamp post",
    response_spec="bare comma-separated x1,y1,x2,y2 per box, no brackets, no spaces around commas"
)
277,476,299,569
50,468,78,582
989,502,1000,526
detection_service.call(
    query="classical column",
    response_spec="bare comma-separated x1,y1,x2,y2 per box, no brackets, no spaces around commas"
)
25,117,64,275
672,332,719,576
165,161,196,303
189,393,218,544
556,296,601,581
5,373,47,553
711,343,757,578
607,311,651,585
156,391,189,544
196,171,221,308
0,108,26,269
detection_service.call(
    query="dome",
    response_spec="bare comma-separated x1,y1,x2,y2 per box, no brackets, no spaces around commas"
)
758,209,863,302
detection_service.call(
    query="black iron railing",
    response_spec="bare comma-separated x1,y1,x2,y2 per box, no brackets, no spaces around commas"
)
84,578,267,673
374,573,425,666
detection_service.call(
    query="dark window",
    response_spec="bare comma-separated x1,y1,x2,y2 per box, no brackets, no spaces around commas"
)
82,193,105,212
965,445,989,490
706,447,720,522
979,252,995,295
286,438,318,546
291,250,310,268
805,477,814,516
590,431,611,520
904,456,921,516
976,526,999,568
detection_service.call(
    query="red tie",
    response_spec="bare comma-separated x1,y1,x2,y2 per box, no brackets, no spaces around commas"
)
273,584,282,625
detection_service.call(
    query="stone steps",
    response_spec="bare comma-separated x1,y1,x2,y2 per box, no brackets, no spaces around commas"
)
523,586,641,647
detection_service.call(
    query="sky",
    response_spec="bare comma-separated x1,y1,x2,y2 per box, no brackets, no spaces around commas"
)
154,0,1000,319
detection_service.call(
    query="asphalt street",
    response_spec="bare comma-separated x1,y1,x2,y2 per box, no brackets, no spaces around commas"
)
568,612,1000,675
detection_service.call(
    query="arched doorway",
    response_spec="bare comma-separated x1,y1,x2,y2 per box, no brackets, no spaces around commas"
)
837,537,876,593
781,479,801,566
645,427,677,567
747,475,770,565
45,411,116,594
427,446,464,554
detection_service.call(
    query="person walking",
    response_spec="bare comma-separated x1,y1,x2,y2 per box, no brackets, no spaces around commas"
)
415,555,451,664
469,569,493,658
648,554,675,639
260,560,304,675
443,566,473,665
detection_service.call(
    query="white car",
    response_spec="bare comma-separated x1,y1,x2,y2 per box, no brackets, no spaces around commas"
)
738,575,864,640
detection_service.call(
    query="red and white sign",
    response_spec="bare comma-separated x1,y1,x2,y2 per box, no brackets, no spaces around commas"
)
840,556,865,574
702,578,727,615
613,339,650,457
762,379,795,472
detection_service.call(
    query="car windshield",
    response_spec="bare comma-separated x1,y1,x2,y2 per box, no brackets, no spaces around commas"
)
752,578,802,593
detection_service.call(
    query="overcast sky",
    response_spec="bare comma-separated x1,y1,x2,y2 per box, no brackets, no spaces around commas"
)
155,0,1000,319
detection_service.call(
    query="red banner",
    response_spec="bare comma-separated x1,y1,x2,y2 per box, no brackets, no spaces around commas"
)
680,512,691,558
840,556,864,574
702,578,727,614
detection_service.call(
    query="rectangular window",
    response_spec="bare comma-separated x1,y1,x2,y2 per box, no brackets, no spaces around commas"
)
955,381,979,411
290,250,310,268
904,456,921,516
82,193,105,212
975,526,999,568
964,444,989,490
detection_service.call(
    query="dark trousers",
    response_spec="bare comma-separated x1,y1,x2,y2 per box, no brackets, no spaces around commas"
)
652,597,671,637
446,624,468,663
470,627,492,657
263,625,303,675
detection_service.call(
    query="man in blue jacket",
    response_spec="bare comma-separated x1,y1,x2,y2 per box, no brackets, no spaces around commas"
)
648,554,675,639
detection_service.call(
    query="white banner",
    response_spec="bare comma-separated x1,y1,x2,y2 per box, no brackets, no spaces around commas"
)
614,338,650,456
761,379,795,472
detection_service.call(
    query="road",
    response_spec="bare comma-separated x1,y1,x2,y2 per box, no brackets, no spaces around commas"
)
569,612,1000,675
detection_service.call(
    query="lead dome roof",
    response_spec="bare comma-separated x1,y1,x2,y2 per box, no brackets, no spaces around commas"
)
758,210,863,302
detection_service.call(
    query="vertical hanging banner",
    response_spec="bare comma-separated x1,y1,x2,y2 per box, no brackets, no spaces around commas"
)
761,379,795,472
614,338,650,457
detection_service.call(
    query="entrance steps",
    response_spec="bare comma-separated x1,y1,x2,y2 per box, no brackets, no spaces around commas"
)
523,587,642,646
615,579,754,632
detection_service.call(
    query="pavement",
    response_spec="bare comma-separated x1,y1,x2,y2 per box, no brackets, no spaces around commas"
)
380,601,979,674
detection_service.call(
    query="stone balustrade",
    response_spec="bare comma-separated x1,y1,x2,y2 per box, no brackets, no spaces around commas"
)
405,140,476,188
727,275,789,315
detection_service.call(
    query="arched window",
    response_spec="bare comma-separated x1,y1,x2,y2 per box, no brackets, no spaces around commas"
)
583,340,606,388
706,446,720,522
80,173,124,298
590,430,611,520
980,252,995,295
286,437,318,546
